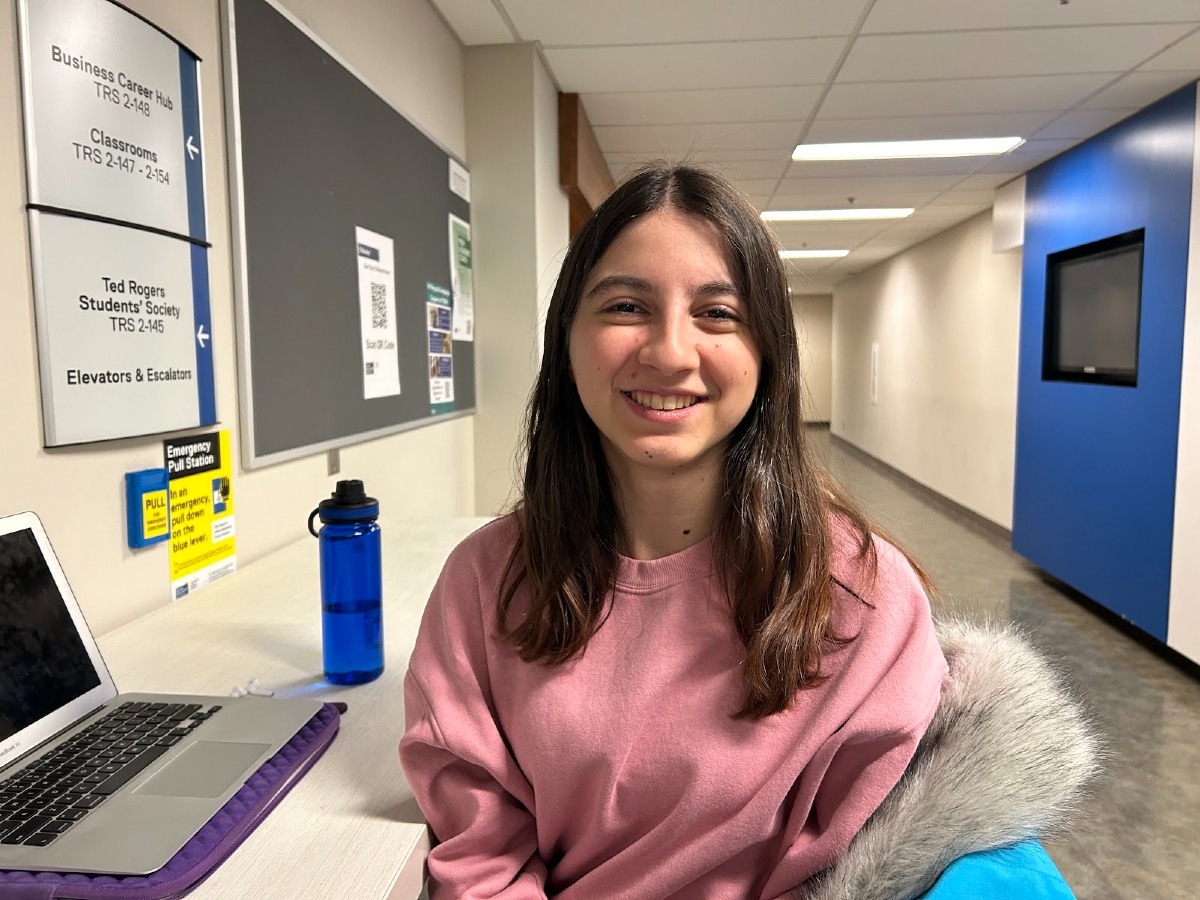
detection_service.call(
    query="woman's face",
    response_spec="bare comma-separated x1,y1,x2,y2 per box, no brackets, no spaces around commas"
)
568,207,761,480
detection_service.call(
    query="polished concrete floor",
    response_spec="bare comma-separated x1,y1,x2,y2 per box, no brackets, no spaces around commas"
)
813,428,1200,900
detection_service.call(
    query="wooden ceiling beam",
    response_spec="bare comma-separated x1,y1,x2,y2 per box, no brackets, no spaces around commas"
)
559,93,615,237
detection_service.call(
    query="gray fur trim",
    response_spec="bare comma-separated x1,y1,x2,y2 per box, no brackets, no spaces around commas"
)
802,617,1104,900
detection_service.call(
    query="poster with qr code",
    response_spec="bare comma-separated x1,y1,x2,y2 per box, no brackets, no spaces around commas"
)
426,282,454,414
355,226,401,399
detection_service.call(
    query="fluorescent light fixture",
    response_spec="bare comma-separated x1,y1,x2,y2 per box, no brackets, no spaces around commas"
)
780,249,849,259
792,137,1024,161
762,208,914,221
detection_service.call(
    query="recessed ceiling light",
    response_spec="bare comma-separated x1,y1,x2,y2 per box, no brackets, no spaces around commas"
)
762,208,914,221
792,137,1024,161
780,249,850,259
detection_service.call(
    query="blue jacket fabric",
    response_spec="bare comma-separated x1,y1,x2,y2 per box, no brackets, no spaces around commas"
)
919,841,1076,900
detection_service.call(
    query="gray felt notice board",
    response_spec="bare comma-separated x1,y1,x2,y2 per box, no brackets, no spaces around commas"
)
223,0,474,468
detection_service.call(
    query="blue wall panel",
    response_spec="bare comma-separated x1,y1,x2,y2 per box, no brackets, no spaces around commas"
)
1013,86,1195,640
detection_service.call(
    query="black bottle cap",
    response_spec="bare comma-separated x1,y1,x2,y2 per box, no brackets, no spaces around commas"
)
309,479,379,532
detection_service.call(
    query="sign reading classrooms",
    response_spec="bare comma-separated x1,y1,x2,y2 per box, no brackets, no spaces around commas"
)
163,431,236,601
18,0,214,446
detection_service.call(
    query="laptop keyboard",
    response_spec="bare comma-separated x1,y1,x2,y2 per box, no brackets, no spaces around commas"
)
0,701,222,848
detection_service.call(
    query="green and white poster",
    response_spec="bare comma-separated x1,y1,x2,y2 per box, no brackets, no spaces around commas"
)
449,213,473,341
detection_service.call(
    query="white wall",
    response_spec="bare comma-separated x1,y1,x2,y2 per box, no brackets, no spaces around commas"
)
831,212,1022,528
793,294,832,423
1168,91,1200,665
466,44,569,515
0,0,474,635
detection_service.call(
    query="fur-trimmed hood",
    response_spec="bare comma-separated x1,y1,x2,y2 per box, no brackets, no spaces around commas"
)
803,617,1104,900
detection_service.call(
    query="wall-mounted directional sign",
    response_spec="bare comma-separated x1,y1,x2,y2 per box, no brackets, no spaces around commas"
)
30,213,215,446
18,0,206,239
18,0,215,446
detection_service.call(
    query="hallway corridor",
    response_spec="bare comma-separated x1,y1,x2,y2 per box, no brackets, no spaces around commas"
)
817,428,1200,900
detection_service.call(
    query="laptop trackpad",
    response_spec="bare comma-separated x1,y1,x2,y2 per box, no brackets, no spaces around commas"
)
135,741,271,798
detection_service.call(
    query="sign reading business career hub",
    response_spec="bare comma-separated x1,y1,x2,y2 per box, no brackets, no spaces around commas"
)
19,0,214,446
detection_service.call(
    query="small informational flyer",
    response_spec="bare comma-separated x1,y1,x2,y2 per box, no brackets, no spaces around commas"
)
448,214,474,342
163,430,236,601
355,226,401,399
426,282,454,414
449,158,470,203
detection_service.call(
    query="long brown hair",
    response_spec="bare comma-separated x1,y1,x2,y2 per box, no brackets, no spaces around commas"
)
498,162,932,719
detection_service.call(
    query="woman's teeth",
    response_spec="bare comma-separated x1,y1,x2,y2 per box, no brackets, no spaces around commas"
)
628,392,699,411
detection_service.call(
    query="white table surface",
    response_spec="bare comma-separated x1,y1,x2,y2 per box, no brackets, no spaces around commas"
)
97,517,491,899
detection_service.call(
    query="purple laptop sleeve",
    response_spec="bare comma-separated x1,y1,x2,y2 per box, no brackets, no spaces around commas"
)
0,702,342,900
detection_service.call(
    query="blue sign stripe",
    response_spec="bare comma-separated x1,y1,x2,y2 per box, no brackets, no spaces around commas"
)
179,46,205,241
191,243,216,425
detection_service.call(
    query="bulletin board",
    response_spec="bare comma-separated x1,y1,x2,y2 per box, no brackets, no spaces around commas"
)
223,0,475,468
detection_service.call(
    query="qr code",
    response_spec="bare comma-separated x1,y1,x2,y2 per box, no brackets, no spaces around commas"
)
370,282,388,328
365,361,376,375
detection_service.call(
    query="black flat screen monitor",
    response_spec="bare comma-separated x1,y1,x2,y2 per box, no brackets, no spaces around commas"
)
1043,229,1144,387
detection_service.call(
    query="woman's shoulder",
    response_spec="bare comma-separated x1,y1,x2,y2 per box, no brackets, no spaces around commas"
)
444,513,520,571
825,510,933,638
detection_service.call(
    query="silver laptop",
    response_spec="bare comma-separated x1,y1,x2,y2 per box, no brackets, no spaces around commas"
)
0,511,323,875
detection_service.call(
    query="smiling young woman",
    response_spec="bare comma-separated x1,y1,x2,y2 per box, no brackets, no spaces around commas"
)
399,164,950,899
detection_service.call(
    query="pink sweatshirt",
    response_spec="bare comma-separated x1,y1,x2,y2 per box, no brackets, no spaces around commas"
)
400,516,947,900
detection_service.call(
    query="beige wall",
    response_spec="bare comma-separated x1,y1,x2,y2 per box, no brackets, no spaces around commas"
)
1,0,474,635
793,294,832,423
831,213,1022,528
466,44,569,515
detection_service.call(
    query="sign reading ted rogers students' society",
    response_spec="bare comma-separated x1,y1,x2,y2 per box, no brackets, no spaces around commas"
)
18,0,215,446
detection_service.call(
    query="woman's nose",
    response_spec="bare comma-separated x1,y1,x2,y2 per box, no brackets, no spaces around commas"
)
638,310,699,374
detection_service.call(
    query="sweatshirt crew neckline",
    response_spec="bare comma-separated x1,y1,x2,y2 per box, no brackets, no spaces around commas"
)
613,534,716,593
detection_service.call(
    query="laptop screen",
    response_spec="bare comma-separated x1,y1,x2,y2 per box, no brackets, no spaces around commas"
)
0,528,101,742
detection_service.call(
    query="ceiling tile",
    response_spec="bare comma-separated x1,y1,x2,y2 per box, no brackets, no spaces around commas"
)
839,25,1194,82
593,121,801,154
729,178,787,196
924,191,993,208
1032,107,1138,140
864,0,1200,33
604,157,792,182
581,86,821,126
768,191,943,209
957,173,1015,189
806,113,1061,147
972,139,1078,174
783,156,995,179
603,156,790,182
820,74,1113,119
769,221,894,246
605,149,789,166
544,38,843,93
1080,71,1197,108
429,0,514,44
776,175,968,196
501,0,870,45
1140,27,1200,70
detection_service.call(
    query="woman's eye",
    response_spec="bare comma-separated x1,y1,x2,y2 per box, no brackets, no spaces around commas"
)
701,307,741,322
604,301,641,314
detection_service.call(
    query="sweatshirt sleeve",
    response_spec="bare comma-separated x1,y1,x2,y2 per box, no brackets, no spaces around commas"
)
399,531,549,900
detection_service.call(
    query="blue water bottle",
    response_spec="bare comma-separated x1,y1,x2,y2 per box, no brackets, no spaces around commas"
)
308,480,384,685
